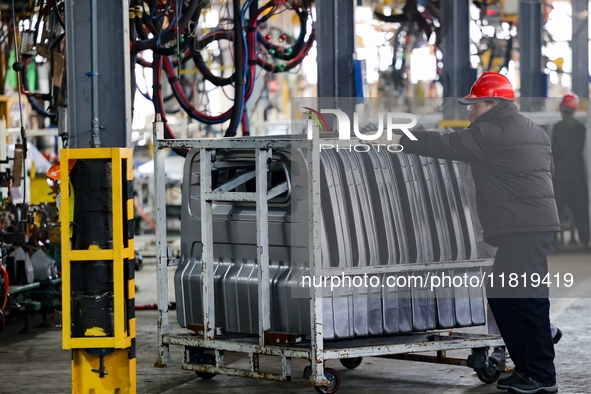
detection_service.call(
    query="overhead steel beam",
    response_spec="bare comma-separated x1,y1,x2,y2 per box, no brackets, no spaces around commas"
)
65,0,132,148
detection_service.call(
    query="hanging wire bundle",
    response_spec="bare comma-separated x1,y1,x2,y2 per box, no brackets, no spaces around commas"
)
5,0,316,156
132,0,316,151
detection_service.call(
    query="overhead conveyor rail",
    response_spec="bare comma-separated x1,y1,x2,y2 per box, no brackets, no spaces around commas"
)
153,122,505,393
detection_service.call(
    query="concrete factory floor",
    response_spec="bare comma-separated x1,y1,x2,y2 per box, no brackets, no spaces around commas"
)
1,248,590,394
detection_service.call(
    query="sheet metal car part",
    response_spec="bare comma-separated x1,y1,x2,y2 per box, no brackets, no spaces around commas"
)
155,135,502,393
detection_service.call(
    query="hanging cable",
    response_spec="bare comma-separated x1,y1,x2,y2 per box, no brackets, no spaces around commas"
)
11,0,28,161
6,0,29,288
0,265,9,312
21,59,51,117
224,0,248,137
152,54,189,156
134,0,315,139
133,0,202,53
0,264,8,331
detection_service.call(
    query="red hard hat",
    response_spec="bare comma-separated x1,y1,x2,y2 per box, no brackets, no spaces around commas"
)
560,93,579,110
458,72,515,105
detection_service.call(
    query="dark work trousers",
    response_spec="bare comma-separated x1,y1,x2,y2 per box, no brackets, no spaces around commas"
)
554,179,590,245
487,232,556,385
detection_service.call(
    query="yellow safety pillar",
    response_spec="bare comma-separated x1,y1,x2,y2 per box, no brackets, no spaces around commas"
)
60,148,136,394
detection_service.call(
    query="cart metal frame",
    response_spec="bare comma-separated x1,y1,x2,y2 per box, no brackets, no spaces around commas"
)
153,122,505,391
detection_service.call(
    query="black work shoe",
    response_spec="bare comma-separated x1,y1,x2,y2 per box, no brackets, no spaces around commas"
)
507,377,558,393
497,372,524,390
553,328,562,345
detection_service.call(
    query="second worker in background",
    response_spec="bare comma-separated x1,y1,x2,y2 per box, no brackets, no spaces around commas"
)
551,93,590,253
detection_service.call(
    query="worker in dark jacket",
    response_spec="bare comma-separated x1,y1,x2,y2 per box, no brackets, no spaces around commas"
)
396,72,560,394
551,93,590,252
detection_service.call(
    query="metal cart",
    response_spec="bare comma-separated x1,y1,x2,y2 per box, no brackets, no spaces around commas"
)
152,124,505,393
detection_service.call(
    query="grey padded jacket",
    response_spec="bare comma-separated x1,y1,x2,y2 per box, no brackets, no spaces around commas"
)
400,101,560,246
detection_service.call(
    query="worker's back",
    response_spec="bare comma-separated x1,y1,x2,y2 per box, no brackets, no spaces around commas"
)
552,116,586,181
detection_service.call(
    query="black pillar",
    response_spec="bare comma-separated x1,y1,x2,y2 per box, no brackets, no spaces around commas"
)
572,0,589,99
316,0,356,117
519,1,543,111
64,0,132,148
441,0,472,120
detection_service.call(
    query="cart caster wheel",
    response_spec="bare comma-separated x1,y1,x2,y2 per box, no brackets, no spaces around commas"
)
339,357,363,369
314,368,341,394
303,365,312,379
195,353,216,380
476,366,501,384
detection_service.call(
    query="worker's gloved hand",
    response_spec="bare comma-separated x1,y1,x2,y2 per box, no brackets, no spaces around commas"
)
358,133,402,146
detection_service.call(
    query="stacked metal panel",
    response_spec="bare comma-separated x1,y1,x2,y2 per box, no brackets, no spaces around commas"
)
174,147,486,339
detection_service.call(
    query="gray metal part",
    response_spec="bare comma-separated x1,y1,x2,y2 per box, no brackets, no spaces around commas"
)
448,161,479,259
334,150,367,268
175,147,487,339
184,149,301,263
378,151,410,264
403,154,434,263
367,280,384,336
319,150,352,339
5,247,35,285
338,150,380,267
455,163,497,259
403,155,437,331
452,268,473,328
335,150,371,337
394,154,422,263
235,261,257,333
30,249,57,282
348,152,383,336
448,268,486,327
431,159,469,328
410,271,437,332
467,268,486,325
435,269,456,329
362,151,412,335
361,151,399,265
321,150,353,268
173,257,231,330
437,159,467,261
419,156,453,262
448,161,478,259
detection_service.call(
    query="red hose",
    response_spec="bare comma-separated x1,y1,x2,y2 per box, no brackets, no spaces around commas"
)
1,264,9,312
152,55,189,153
